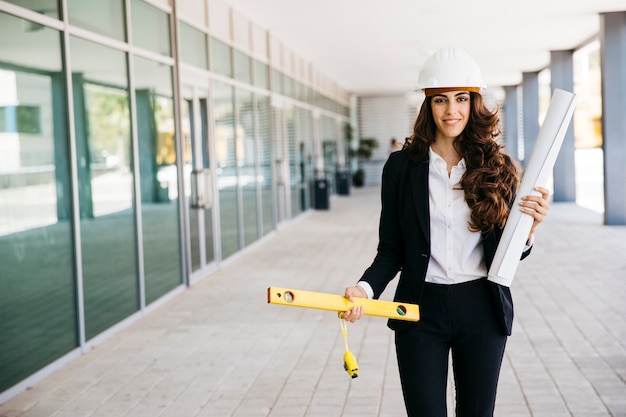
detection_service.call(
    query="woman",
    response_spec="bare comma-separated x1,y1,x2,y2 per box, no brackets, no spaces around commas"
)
341,47,550,417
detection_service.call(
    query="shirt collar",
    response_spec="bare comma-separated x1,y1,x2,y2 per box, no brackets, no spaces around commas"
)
429,146,467,171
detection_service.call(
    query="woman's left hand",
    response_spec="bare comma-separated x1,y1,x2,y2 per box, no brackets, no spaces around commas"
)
519,186,550,239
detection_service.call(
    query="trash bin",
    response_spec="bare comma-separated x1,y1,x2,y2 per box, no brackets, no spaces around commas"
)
314,178,330,210
336,170,350,196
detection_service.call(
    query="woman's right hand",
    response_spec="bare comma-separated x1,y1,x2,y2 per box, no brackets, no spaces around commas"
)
340,285,367,323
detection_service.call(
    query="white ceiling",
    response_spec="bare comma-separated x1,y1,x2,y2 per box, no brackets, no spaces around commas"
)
220,0,626,95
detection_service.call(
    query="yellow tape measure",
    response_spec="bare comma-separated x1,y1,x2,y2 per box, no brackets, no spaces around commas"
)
268,286,420,378
267,287,420,321
340,318,359,378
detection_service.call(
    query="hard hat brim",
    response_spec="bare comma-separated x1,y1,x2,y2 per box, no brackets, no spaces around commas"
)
424,87,481,96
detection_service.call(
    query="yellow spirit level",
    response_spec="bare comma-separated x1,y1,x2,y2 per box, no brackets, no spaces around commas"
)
267,287,420,322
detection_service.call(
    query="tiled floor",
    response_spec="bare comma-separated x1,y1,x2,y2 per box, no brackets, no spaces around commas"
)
1,186,624,417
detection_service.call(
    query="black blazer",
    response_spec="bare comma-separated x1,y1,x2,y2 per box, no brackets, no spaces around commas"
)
359,149,530,336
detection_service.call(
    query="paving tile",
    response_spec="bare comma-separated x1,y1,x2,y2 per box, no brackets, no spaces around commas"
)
1,189,625,417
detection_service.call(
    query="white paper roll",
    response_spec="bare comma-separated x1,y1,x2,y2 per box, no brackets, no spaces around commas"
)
487,88,576,287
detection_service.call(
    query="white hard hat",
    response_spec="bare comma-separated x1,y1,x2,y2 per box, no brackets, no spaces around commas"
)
416,46,485,95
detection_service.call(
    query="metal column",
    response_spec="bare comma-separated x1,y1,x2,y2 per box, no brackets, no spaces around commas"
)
504,85,520,163
600,11,626,225
522,72,540,166
550,50,576,202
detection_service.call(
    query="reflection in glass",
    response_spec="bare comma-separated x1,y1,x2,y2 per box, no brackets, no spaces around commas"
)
295,107,313,212
70,36,138,340
0,12,75,393
133,56,182,305
256,95,274,235
213,81,239,259
67,0,126,42
322,115,338,194
131,0,171,57
285,106,300,216
182,88,215,274
1,0,59,19
199,98,215,265
181,97,201,271
237,89,258,246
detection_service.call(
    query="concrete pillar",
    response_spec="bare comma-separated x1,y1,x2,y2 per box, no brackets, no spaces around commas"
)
600,11,626,225
504,85,520,163
550,50,576,202
522,72,540,166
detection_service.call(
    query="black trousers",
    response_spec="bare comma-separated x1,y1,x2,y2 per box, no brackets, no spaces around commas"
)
395,279,507,417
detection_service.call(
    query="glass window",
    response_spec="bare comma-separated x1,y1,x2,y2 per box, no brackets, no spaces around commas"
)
322,115,339,194
295,107,313,212
211,37,232,78
70,36,138,340
67,0,126,42
285,107,300,216
254,59,269,90
131,0,171,57
271,68,283,94
256,95,274,235
133,56,182,305
180,95,201,271
234,49,252,85
284,75,294,99
213,81,239,259
179,22,208,70
0,12,75,393
1,0,59,19
236,89,258,246
297,82,304,102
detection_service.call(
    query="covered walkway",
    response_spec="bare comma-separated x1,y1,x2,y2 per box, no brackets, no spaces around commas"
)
1,186,625,417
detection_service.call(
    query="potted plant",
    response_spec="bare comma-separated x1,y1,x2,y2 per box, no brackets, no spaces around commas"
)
350,137,378,187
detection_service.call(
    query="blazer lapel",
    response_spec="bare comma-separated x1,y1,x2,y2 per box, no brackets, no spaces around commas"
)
410,156,430,245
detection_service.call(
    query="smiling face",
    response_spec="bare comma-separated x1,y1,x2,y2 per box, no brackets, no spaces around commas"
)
430,91,471,141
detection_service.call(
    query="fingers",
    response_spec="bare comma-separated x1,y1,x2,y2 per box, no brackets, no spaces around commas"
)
519,187,550,219
519,188,550,238
340,305,364,323
341,286,367,323
344,285,367,302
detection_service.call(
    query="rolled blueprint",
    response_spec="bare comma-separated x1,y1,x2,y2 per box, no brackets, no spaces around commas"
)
488,88,576,287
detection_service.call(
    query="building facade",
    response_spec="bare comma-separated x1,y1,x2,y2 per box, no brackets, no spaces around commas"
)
0,0,351,399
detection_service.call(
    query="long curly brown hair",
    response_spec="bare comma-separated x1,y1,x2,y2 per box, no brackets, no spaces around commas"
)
405,92,520,233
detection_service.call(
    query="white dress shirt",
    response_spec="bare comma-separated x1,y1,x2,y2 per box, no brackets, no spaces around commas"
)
357,147,532,299
425,147,486,284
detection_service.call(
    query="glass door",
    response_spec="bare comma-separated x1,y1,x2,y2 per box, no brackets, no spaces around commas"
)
181,84,216,283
